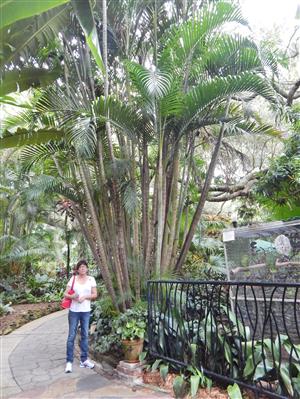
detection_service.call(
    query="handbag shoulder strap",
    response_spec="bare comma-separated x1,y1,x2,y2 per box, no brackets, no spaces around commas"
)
71,275,76,290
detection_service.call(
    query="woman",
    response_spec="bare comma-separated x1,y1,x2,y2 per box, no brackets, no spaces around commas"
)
64,259,97,373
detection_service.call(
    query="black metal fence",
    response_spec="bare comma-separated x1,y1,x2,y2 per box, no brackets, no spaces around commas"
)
147,280,300,398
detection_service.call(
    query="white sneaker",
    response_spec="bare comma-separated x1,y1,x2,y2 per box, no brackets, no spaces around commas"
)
80,359,95,369
65,362,72,373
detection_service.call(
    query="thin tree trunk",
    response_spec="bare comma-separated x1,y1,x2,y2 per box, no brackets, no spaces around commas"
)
170,136,194,269
77,160,121,309
141,138,150,266
155,135,164,276
162,143,180,271
175,99,231,271
103,0,131,307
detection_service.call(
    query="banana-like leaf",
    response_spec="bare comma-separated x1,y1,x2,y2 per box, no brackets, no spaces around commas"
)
0,128,63,149
1,6,70,68
0,0,69,29
71,0,105,74
0,67,61,96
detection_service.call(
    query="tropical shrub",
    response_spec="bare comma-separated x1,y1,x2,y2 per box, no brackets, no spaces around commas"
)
0,274,67,304
112,305,147,341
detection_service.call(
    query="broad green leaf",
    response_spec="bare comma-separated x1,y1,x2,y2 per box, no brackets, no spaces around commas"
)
190,343,197,365
292,375,300,395
253,359,273,381
159,364,169,381
151,358,162,372
71,0,105,74
173,375,186,398
0,128,63,149
0,67,61,96
139,351,147,362
280,364,294,396
1,6,70,69
0,0,69,29
243,349,262,377
227,383,243,399
283,341,300,362
190,375,200,398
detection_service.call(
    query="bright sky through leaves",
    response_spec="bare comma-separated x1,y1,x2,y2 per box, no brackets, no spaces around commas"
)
240,0,300,32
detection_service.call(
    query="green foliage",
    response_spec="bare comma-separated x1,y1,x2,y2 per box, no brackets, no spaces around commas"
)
152,288,300,397
89,296,122,355
0,0,69,29
70,0,105,74
0,296,14,316
112,304,147,341
227,383,243,399
173,375,187,398
0,68,61,97
255,134,300,220
1,273,67,304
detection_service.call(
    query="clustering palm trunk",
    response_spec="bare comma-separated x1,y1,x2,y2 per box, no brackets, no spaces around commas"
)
0,1,280,311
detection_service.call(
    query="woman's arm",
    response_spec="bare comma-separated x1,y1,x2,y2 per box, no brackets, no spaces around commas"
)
64,286,78,300
77,287,97,303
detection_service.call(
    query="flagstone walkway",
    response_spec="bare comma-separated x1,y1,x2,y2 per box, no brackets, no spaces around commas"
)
1,309,171,399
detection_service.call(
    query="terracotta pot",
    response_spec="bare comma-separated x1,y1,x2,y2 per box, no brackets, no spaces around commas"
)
122,339,144,363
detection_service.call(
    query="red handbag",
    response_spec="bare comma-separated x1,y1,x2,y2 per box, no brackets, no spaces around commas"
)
61,275,76,309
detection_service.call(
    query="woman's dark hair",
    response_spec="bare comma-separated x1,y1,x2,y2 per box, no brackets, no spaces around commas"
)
75,259,88,272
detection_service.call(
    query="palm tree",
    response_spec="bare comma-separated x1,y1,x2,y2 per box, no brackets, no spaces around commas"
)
0,1,282,309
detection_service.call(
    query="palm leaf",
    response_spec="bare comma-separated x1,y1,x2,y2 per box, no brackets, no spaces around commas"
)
224,120,282,137
125,61,172,101
160,1,247,68
25,174,78,201
200,34,262,78
182,72,278,132
120,179,140,215
20,141,64,172
93,96,153,141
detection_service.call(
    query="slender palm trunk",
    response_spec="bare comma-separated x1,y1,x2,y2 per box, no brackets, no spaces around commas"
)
175,99,231,271
155,134,164,276
162,143,180,271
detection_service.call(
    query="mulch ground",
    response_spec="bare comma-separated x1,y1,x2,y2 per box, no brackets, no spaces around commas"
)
0,302,61,335
143,371,229,398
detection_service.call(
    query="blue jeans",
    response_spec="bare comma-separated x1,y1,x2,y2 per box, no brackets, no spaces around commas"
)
66,310,90,363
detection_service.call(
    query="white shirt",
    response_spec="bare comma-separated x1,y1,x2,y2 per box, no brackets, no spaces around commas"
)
67,276,96,312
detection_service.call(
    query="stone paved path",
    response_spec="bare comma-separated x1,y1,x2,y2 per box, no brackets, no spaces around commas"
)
1,310,171,399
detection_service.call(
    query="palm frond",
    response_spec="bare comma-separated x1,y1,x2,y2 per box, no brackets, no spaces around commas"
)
182,72,278,132
93,96,153,141
160,1,248,68
125,61,172,100
120,179,140,216
25,174,79,202
200,34,262,78
20,141,64,172
224,120,282,137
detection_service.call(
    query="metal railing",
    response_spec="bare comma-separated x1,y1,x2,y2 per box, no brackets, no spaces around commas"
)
147,280,300,398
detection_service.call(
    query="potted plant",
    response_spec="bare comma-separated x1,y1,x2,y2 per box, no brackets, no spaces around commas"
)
113,307,147,363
